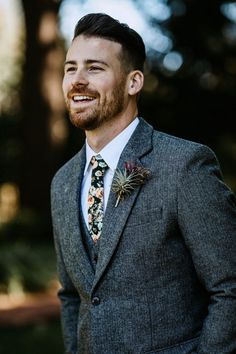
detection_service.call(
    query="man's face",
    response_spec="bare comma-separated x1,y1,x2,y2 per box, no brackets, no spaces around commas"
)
62,35,129,130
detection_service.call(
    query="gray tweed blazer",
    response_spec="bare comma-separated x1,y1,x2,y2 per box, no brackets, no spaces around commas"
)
51,118,236,354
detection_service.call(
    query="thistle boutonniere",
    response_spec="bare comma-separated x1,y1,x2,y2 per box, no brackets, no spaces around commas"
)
112,161,151,207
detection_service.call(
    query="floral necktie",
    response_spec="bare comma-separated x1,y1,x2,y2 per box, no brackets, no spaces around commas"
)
88,155,108,243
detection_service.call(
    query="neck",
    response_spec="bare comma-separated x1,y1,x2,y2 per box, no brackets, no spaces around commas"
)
85,107,138,153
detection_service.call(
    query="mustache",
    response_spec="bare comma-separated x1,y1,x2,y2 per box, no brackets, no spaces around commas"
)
67,85,99,99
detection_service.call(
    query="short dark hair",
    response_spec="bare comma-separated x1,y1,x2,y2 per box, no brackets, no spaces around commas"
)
73,13,146,73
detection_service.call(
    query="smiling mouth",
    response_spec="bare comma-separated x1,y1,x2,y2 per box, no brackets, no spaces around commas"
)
72,95,96,102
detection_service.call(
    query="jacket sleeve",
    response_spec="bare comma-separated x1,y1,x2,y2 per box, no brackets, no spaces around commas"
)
53,228,80,354
178,145,236,353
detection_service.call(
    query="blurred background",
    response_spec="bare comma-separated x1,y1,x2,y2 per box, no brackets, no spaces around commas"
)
0,0,236,353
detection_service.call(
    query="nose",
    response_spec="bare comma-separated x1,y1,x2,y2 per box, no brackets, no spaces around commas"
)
71,69,88,87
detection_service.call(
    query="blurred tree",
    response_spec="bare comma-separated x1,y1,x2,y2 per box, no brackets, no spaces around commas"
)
138,0,236,189
18,0,236,221
139,0,234,132
8,0,236,227
19,0,67,218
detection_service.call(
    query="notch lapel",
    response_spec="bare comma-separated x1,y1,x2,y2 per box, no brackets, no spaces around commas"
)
59,146,94,292
92,118,154,290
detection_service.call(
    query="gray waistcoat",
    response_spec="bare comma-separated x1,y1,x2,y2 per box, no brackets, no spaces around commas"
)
79,212,99,272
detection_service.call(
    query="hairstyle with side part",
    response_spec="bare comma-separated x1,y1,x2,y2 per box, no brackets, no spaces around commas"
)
73,13,146,73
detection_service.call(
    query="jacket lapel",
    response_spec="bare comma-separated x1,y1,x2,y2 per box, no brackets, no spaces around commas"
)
59,146,95,291
92,118,154,290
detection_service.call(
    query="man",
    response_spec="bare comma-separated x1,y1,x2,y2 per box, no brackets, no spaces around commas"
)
51,13,236,354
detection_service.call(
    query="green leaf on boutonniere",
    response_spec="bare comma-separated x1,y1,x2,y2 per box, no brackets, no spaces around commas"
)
112,162,151,207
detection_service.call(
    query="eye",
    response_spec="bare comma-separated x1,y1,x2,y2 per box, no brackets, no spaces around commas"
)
65,66,76,73
88,66,104,72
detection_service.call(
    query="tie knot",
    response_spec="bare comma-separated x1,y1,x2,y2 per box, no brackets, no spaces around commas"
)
90,155,108,175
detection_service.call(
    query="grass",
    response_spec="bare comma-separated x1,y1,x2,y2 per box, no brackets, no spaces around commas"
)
0,320,64,354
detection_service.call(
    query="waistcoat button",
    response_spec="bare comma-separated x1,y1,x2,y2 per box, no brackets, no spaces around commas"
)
91,296,100,306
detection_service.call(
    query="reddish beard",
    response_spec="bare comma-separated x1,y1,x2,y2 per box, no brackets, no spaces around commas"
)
66,79,126,131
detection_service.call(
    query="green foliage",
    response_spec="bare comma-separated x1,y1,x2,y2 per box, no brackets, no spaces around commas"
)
0,209,52,244
0,321,63,354
0,243,57,294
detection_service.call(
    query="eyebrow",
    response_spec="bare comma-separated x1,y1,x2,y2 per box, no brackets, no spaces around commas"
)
64,59,109,67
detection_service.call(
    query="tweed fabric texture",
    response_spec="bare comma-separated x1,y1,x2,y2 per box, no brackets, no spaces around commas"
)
79,212,98,272
51,118,236,354
88,155,108,243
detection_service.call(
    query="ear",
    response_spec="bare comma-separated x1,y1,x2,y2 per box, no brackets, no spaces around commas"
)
128,70,144,96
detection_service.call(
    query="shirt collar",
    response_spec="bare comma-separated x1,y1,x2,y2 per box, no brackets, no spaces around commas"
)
84,117,139,175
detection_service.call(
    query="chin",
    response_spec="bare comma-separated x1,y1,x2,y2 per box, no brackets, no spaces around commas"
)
69,112,100,130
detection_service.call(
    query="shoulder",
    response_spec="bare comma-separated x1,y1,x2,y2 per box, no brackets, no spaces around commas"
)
51,146,85,193
152,129,217,163
150,129,224,188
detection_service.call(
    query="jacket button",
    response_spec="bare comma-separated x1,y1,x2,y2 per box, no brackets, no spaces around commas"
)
91,296,100,306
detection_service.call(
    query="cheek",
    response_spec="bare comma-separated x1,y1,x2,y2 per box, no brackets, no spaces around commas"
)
99,80,117,98
62,77,70,97
100,73,117,88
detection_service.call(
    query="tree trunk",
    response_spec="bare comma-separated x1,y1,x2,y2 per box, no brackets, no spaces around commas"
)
20,0,66,216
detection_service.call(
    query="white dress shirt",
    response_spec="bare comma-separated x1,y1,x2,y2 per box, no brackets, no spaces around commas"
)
81,118,139,227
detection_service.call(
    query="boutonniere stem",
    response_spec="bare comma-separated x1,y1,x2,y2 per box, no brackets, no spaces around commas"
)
112,162,151,207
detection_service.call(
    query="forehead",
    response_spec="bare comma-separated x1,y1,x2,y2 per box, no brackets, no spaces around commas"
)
66,35,122,63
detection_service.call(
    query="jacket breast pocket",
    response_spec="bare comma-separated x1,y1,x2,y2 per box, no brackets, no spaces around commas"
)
143,336,199,354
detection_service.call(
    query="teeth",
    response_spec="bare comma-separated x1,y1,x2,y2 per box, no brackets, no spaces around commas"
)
73,95,94,101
